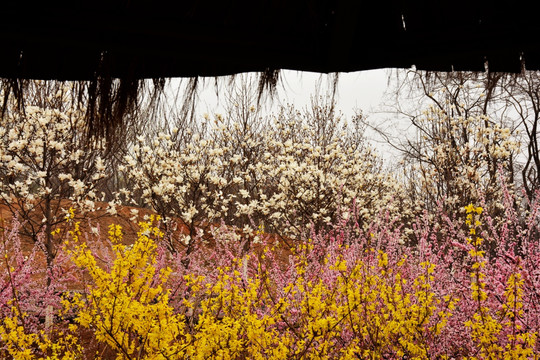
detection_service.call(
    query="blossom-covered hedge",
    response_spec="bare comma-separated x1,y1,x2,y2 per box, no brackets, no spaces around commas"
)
1,196,539,359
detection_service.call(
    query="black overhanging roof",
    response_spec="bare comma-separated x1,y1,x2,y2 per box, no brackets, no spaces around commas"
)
1,1,537,80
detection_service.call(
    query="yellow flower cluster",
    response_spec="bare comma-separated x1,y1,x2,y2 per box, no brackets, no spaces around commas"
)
0,305,82,359
502,272,537,358
69,216,192,359
463,204,537,359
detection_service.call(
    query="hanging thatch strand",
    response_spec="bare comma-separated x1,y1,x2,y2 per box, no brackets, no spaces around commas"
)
1,77,147,142
0,72,284,141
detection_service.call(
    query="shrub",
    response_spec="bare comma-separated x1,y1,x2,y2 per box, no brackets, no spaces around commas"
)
1,197,539,358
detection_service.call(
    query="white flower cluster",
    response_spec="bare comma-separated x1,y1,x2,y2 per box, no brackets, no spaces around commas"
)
403,106,517,214
122,103,409,240
0,98,109,232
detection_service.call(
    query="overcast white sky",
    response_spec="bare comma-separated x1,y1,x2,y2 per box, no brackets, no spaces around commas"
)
197,69,389,119
277,69,389,118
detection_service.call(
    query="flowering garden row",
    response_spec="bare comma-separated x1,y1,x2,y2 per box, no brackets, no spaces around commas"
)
1,196,539,359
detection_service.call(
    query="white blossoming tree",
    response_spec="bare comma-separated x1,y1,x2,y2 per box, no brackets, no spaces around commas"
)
0,84,110,276
122,91,410,251
377,71,520,217
123,127,241,254
398,105,518,213
254,101,409,240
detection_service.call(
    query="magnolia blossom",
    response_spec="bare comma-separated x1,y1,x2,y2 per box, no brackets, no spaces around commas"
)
0,99,112,261
122,103,409,242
